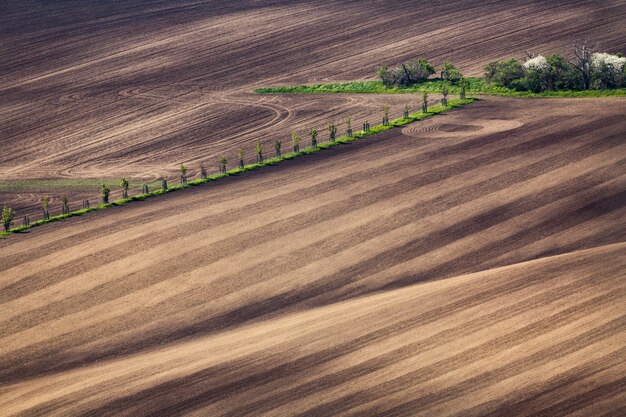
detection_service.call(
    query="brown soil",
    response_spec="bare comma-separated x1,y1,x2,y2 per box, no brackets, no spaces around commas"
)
2,0,626,214
0,97,625,416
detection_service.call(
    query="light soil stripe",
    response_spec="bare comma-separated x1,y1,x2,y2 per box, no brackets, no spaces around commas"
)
1,247,617,415
1,126,595,319
306,172,626,304
199,263,616,415
259,289,625,417
9,145,618,354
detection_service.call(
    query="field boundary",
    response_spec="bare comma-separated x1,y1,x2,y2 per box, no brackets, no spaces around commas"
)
255,78,626,98
1,98,476,237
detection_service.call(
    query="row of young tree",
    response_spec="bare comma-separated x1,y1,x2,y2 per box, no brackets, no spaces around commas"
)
485,40,626,92
2,96,464,232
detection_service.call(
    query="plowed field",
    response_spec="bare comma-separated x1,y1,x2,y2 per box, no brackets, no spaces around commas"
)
1,97,625,416
2,0,626,213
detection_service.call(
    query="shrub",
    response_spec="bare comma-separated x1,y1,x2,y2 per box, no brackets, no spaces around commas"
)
591,52,626,88
484,59,525,88
120,177,129,198
503,54,583,92
377,58,435,87
101,183,110,204
219,156,228,173
2,205,14,232
546,54,583,90
440,61,463,83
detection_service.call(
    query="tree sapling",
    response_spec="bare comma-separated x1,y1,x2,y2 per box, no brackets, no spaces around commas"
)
2,205,14,232
179,163,188,185
310,128,318,147
238,148,245,169
344,115,353,137
42,195,50,220
328,121,337,142
256,140,264,163
60,195,70,215
274,140,282,158
101,183,110,204
291,131,301,153
120,177,129,199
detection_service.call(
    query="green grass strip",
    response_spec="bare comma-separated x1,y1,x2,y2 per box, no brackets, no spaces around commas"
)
255,78,626,98
0,99,476,237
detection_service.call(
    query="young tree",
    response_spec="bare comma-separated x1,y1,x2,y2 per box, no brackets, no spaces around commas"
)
441,83,449,107
310,127,318,147
200,163,207,179
2,206,14,232
274,140,282,158
256,140,264,163
101,183,110,204
422,91,428,112
440,61,463,83
238,148,245,169
291,131,301,152
60,195,70,214
344,115,353,137
459,78,467,99
219,156,228,173
403,104,410,118
120,177,129,199
328,121,337,142
179,163,188,185
42,195,50,220
382,105,390,126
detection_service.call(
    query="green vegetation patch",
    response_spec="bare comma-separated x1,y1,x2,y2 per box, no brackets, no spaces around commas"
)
255,78,626,97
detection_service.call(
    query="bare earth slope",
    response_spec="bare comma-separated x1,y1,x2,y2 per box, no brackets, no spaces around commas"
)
1,97,625,415
2,0,626,212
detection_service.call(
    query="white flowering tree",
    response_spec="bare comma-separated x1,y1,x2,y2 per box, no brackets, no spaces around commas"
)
591,53,626,88
523,55,549,71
